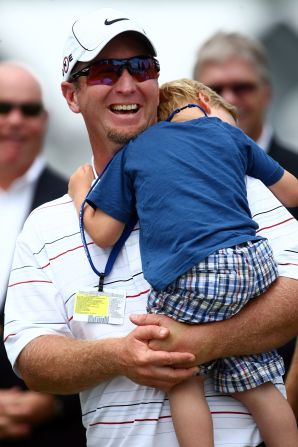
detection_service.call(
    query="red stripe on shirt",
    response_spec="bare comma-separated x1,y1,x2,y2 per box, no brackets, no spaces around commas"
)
32,199,73,213
89,411,250,427
46,242,94,263
3,333,16,343
127,289,151,298
256,217,294,233
34,242,94,269
8,279,52,288
90,415,171,426
279,262,298,266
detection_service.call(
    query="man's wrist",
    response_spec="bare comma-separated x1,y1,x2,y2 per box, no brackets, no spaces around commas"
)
186,320,225,364
94,337,126,379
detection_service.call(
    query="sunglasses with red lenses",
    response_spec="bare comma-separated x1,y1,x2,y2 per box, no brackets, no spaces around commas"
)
70,56,160,86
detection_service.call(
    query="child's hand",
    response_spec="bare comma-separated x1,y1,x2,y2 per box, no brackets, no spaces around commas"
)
68,164,94,214
68,164,94,197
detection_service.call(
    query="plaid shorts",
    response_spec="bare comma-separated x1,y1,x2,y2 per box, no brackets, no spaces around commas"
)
199,350,284,393
147,239,278,323
147,239,284,392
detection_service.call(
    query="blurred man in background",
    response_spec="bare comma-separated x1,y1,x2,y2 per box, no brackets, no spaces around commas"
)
0,62,85,446
193,31,298,221
193,32,298,422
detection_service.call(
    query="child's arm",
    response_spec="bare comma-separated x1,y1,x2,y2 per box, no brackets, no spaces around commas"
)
83,205,125,249
68,164,125,248
268,170,298,208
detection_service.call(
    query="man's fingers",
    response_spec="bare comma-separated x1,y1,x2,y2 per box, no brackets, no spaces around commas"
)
133,324,169,341
145,347,196,367
0,415,30,439
4,423,30,438
4,403,27,420
148,338,167,351
134,365,199,392
166,351,197,367
130,313,165,327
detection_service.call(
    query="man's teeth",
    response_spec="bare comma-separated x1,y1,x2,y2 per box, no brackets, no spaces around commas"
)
112,104,138,111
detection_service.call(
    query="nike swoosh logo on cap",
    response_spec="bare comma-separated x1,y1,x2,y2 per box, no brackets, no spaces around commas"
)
104,18,129,25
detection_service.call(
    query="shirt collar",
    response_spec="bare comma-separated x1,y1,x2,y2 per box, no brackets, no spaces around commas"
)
91,155,98,178
256,125,273,153
6,154,46,192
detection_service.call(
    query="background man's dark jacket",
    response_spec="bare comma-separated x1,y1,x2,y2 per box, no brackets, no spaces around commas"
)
0,167,86,447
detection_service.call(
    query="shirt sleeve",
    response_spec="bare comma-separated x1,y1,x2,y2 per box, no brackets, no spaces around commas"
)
4,209,73,376
246,176,298,279
245,137,284,186
87,148,135,224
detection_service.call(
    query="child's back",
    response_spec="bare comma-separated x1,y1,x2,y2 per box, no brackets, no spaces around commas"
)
102,115,282,290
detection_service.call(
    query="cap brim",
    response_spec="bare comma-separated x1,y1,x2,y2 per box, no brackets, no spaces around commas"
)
62,8,157,80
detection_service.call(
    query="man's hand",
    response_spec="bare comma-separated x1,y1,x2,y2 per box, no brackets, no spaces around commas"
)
131,278,298,366
0,388,30,439
117,323,199,392
0,388,57,440
130,313,217,366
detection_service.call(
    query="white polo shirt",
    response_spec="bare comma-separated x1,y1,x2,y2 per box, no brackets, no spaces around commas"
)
4,176,298,447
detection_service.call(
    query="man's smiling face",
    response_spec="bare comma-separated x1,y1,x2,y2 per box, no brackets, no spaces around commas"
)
73,33,160,155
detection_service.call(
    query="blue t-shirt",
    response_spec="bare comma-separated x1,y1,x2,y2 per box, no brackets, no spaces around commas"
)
87,117,284,290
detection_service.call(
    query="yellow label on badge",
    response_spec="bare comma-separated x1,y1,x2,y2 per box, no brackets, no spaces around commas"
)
74,293,109,316
73,289,126,324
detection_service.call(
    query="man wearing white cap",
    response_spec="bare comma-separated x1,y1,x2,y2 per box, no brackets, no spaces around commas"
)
4,7,298,447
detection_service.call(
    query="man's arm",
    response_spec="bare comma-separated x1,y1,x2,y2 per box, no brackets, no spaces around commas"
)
17,327,198,395
133,179,298,364
131,276,298,365
5,197,197,397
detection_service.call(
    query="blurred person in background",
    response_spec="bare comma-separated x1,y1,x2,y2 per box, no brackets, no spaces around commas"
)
193,31,298,221
0,62,86,446
193,32,298,423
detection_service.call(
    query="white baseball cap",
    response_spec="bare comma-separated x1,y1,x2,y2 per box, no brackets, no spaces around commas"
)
62,7,157,81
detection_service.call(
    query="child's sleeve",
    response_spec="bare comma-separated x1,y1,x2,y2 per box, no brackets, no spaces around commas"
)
246,137,284,186
86,149,135,224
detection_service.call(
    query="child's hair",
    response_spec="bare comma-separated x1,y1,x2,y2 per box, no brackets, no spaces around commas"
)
158,78,237,122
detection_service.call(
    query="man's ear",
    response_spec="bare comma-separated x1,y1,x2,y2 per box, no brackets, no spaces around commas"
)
61,81,81,113
197,92,211,114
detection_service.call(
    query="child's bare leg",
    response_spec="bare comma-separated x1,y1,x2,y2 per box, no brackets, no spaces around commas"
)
168,376,213,447
234,382,298,447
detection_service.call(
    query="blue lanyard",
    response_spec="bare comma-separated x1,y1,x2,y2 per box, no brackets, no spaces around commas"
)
79,160,137,292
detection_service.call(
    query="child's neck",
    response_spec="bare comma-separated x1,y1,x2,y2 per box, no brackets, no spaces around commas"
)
171,106,207,123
